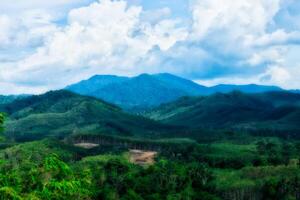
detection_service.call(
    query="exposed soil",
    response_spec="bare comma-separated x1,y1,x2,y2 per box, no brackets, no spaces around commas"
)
74,143,99,149
129,149,157,166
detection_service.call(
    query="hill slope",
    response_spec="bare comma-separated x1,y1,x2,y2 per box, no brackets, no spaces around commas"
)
145,91,300,134
210,84,283,94
0,90,174,141
66,75,129,96
0,94,29,105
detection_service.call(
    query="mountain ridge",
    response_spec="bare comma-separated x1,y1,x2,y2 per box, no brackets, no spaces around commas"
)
144,91,300,136
66,73,288,110
0,90,175,141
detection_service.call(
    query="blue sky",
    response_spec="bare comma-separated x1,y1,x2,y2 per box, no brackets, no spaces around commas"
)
0,0,300,94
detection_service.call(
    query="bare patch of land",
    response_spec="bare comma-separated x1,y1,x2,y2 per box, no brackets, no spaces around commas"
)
74,143,99,149
129,149,157,166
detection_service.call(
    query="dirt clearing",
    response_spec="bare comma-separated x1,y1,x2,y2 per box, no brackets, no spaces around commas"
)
129,149,157,166
74,143,99,149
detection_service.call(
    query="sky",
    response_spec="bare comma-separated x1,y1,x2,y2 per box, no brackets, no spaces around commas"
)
0,0,300,94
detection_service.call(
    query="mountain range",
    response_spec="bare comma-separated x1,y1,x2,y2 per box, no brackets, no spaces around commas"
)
66,73,288,110
1,89,300,142
1,73,300,141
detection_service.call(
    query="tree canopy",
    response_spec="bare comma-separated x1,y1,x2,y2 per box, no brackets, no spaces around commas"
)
0,113,4,132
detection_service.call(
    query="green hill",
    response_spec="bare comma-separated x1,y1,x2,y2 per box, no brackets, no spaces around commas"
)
0,90,174,141
145,91,300,136
0,94,29,105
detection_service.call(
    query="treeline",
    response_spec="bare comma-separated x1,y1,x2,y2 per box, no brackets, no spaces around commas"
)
68,133,300,170
67,133,197,152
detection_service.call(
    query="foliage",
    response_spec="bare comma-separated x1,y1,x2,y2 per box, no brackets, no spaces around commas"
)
0,142,220,199
1,88,300,199
0,113,5,142
145,91,300,139
1,136,300,199
0,113,4,133
0,90,177,142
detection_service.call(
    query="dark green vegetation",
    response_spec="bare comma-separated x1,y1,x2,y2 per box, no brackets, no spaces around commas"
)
210,84,282,94
0,139,221,200
0,90,177,142
145,91,300,138
0,95,29,105
1,86,300,199
2,135,300,199
66,73,284,110
0,113,4,135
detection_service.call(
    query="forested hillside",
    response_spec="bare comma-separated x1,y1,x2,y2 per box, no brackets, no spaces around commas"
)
0,95,29,105
1,88,300,199
145,91,300,138
0,90,176,142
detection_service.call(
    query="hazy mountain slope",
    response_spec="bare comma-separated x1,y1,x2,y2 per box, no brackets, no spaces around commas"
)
0,90,173,141
66,73,285,110
0,95,16,105
66,75,129,95
91,74,191,109
255,91,300,107
0,94,29,105
210,84,283,94
153,73,211,95
145,91,300,131
147,92,273,126
67,73,207,109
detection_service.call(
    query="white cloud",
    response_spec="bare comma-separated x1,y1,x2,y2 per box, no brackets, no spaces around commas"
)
195,65,292,88
245,47,286,66
190,0,280,41
141,7,171,24
0,0,300,94
261,65,291,85
188,0,300,89
0,0,188,94
0,10,59,50
0,0,93,15
0,15,13,45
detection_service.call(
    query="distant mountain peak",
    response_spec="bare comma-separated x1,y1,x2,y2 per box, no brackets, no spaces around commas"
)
89,74,125,79
133,73,154,79
66,73,289,110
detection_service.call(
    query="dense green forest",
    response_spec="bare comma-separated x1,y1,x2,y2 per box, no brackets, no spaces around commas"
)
1,91,300,199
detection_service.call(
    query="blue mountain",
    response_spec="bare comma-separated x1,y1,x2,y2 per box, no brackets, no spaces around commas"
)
66,73,210,110
210,84,283,94
66,73,287,110
65,75,129,95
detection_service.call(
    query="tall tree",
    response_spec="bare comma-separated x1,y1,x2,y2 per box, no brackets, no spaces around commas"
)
0,113,5,141
0,113,4,132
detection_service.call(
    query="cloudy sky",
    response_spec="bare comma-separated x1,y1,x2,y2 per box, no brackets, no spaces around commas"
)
0,0,300,94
